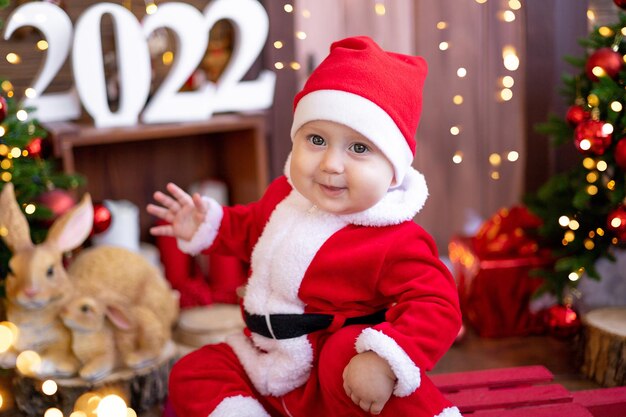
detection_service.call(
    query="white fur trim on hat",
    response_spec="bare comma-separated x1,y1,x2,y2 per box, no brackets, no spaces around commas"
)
209,395,270,417
291,89,414,185
355,328,421,397
177,196,223,255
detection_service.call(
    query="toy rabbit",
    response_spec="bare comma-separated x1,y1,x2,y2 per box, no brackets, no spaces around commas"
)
0,183,84,376
59,295,129,381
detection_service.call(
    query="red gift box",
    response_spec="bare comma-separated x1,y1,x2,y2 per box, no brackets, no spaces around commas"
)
448,207,550,337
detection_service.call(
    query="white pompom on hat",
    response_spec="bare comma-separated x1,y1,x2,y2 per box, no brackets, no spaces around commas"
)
290,36,428,185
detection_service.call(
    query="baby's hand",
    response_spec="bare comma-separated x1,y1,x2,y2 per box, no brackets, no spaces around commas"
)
342,351,396,415
146,182,207,241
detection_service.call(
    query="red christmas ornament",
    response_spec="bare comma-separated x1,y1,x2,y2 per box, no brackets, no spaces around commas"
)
614,0,626,10
615,139,626,171
545,304,581,338
37,189,76,222
565,105,590,126
0,96,7,124
574,119,612,155
607,204,626,242
585,47,623,82
25,137,43,157
92,202,112,235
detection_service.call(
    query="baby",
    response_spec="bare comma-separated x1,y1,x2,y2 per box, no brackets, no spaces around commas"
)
148,36,462,417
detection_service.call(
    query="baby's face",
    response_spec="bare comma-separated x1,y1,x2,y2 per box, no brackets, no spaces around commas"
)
290,120,394,215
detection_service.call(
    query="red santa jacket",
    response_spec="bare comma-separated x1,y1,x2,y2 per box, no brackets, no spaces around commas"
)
178,168,462,398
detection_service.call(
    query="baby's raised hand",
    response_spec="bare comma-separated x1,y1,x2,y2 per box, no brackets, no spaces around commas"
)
147,182,207,241
342,351,396,415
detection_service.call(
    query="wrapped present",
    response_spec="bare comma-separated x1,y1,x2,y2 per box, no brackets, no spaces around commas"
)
449,206,551,337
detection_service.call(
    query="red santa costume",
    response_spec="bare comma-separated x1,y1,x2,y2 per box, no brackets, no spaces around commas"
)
168,37,463,417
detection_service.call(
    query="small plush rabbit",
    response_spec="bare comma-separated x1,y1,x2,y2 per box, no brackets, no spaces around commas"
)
59,295,129,381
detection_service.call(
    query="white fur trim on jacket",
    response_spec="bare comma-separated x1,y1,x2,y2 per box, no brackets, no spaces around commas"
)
355,328,421,397
177,196,223,255
209,395,270,417
435,406,463,417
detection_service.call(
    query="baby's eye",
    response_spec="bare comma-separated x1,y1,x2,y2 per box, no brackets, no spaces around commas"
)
350,143,370,154
308,135,325,146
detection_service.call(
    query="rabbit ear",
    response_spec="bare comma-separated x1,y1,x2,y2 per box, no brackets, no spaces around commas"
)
105,304,132,330
0,183,33,252
46,193,94,252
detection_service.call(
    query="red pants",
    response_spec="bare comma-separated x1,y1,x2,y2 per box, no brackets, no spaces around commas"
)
168,325,459,417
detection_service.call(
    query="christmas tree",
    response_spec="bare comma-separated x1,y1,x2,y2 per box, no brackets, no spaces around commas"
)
0,89,84,283
525,9,626,302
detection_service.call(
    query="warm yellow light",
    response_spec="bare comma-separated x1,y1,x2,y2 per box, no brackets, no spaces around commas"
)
502,46,519,71
613,237,620,244
500,88,513,101
592,66,605,78
602,123,614,135
73,392,101,415
586,172,598,183
457,67,467,77
502,75,514,87
610,101,623,112
126,408,138,417
273,41,283,49
568,272,580,281
569,220,580,230
1,172,12,182
564,230,575,242
611,217,623,228
607,180,616,190
301,9,311,18
16,110,27,121
290,62,301,70
37,40,48,51
44,408,63,417
450,126,460,135
597,160,608,171
437,21,448,29
6,53,21,64
508,0,521,10
597,227,605,236
579,139,591,151
453,95,463,105
283,4,293,13
599,26,614,37
558,216,570,227
69,412,88,417
587,185,598,195
489,153,501,166
374,3,386,15
96,395,127,417
475,0,487,4
42,379,58,396
587,94,600,107
507,151,519,161
452,152,463,164
582,157,596,169
24,88,37,98
274,62,284,70
145,3,157,14
16,350,42,376
491,171,500,180
162,51,174,65
502,10,515,22
584,239,595,250
10,148,21,158
439,42,449,51
296,31,307,40
0,127,5,138
0,325,14,353
587,9,596,21
24,204,36,215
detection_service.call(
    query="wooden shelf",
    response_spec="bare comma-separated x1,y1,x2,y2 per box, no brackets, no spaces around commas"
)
44,113,269,240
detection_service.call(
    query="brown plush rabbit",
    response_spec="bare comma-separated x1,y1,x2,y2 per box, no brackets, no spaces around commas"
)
0,183,88,376
59,295,129,381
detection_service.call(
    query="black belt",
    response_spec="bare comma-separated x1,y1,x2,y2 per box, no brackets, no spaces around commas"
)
243,309,387,340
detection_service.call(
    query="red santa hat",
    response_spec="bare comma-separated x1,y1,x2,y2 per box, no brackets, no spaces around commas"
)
290,36,428,185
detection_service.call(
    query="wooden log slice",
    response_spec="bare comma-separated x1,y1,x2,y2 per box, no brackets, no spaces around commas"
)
13,341,178,417
580,307,626,387
174,304,244,349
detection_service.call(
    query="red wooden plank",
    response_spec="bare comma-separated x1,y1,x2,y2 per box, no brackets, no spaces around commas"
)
431,365,554,393
470,402,594,417
573,387,626,417
444,384,572,413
